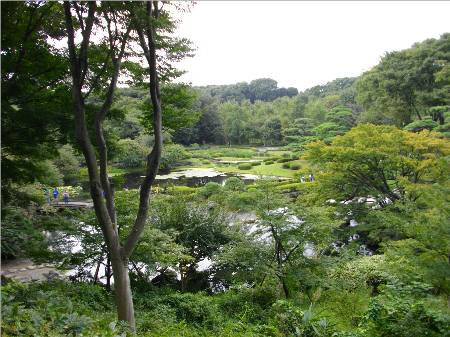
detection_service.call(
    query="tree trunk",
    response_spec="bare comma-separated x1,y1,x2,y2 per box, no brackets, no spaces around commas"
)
281,277,290,298
111,255,135,329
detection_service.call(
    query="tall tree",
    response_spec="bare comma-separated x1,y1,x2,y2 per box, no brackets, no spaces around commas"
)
63,1,192,330
1,2,72,193
357,34,450,126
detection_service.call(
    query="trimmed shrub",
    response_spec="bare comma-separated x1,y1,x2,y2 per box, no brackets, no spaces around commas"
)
290,164,301,170
238,163,252,170
282,163,290,169
250,162,261,166
277,158,291,163
265,160,274,165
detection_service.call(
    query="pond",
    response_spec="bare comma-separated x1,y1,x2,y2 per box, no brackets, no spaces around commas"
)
81,168,286,191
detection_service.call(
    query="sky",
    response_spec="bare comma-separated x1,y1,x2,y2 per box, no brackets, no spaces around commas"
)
173,1,450,91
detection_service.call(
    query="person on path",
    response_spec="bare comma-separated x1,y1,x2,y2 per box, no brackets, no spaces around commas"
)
309,174,315,182
44,188,51,203
63,191,69,204
300,175,305,183
53,187,59,201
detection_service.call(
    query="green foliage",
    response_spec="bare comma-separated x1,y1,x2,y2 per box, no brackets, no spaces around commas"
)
1,281,118,337
357,33,450,125
53,145,81,184
306,124,450,203
113,138,149,168
140,83,200,132
361,285,450,337
238,163,252,170
404,118,439,132
197,182,222,199
1,207,46,259
223,177,246,192
160,144,189,170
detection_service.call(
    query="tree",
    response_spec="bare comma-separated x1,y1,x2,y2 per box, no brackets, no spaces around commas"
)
152,195,231,292
1,2,72,192
306,124,450,206
357,34,450,126
63,1,192,330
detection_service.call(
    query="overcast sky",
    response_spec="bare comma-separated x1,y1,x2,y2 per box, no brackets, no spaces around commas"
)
174,1,450,91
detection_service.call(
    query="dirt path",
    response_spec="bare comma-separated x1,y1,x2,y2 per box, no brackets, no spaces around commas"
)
1,259,65,282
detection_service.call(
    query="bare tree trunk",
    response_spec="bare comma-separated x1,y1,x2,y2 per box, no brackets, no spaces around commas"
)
111,253,135,328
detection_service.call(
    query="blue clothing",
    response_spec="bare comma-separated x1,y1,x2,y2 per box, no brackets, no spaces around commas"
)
53,188,59,199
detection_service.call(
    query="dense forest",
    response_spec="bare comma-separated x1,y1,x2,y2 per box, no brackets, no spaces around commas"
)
1,2,450,337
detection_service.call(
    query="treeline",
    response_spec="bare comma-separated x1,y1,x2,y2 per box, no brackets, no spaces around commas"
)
109,33,449,152
177,33,449,146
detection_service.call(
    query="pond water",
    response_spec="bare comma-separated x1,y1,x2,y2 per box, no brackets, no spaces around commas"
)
81,168,285,191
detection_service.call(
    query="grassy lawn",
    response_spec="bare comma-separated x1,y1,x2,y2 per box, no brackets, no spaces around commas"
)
177,146,310,178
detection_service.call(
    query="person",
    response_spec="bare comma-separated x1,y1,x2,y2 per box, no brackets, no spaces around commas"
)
309,173,315,182
53,187,59,201
123,185,129,191
63,191,69,204
300,175,305,183
44,188,51,203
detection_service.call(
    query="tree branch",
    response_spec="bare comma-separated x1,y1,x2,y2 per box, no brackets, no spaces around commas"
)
123,1,163,259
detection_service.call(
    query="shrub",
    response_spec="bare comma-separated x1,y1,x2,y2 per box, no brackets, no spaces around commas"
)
265,160,274,165
170,185,196,195
290,164,301,170
282,153,290,158
160,144,189,170
250,161,261,166
282,163,290,169
198,182,222,199
159,292,220,327
277,158,291,163
238,163,252,170
362,292,450,337
226,191,262,211
224,177,246,192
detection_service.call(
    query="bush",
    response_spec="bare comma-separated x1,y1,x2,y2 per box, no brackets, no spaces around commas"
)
169,185,196,195
1,207,46,259
277,158,291,163
238,163,252,170
159,292,220,327
160,144,189,170
198,182,222,199
226,191,261,211
275,183,302,192
224,177,246,192
250,161,261,166
362,292,450,337
282,162,290,169
290,164,301,170
1,281,118,337
265,160,274,165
